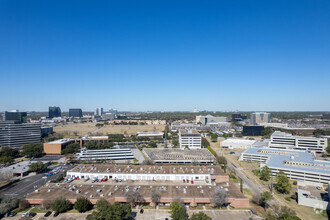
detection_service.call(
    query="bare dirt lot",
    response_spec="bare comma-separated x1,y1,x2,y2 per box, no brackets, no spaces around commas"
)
54,123,165,137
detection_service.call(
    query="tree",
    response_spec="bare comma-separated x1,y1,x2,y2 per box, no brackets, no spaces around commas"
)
169,201,188,220
87,200,131,220
201,138,210,148
172,138,179,147
261,127,273,138
125,191,144,207
21,143,43,158
260,191,273,208
260,166,271,181
29,162,48,173
0,147,19,158
148,141,157,148
74,197,92,213
62,143,80,155
0,156,14,164
151,189,161,207
51,198,71,213
211,189,227,207
217,156,227,172
190,212,212,220
223,133,232,138
210,133,218,142
276,171,292,194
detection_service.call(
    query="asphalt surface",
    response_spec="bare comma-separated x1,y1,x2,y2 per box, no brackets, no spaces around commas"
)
0,164,73,198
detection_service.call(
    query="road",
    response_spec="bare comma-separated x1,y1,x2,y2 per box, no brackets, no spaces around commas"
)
0,164,73,198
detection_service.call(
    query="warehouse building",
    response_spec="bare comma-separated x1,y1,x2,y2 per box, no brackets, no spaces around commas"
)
179,129,201,149
239,147,330,185
26,181,249,208
67,164,228,183
269,131,327,153
220,139,256,149
143,148,216,164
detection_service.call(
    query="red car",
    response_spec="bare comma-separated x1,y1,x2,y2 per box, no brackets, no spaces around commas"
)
191,180,194,184
183,179,185,183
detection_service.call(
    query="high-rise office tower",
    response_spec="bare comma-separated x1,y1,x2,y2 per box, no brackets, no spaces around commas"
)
69,109,83,118
3,111,27,123
49,106,61,118
250,112,270,125
94,108,103,116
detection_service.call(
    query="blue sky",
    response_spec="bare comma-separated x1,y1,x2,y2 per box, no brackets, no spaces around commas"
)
0,0,329,112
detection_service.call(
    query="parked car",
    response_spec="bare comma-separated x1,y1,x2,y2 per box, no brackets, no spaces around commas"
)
53,212,59,217
230,151,235,154
29,212,37,217
44,211,52,217
140,209,144,214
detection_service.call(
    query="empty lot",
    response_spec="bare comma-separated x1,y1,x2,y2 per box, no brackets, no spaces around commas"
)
54,123,165,137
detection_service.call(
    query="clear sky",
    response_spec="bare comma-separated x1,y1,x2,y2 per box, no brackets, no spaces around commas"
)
0,0,329,112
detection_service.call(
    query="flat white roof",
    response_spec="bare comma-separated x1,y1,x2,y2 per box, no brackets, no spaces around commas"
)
221,139,256,144
81,136,108,139
47,138,74,144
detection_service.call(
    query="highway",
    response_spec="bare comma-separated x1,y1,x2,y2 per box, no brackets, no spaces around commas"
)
0,164,73,198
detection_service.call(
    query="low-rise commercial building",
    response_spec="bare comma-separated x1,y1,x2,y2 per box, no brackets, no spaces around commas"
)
75,148,134,161
143,148,216,164
179,129,201,149
43,138,75,155
239,147,330,185
297,184,330,210
221,139,256,149
269,131,327,153
0,121,41,148
136,132,163,138
102,113,115,120
67,164,227,183
26,181,249,208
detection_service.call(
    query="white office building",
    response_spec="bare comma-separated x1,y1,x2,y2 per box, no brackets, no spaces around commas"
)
75,148,134,161
250,112,270,125
269,131,327,153
179,129,201,149
220,139,256,149
239,147,330,185
196,115,227,125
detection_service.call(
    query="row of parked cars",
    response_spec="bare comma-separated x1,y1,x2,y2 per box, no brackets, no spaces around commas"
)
20,211,59,218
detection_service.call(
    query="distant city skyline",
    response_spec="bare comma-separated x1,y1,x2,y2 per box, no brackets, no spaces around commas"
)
1,1,330,111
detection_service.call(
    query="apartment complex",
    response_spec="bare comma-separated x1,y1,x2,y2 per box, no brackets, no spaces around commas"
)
69,108,83,118
0,121,41,147
48,106,61,118
269,131,327,153
250,112,270,125
179,129,201,149
3,111,27,123
239,147,330,185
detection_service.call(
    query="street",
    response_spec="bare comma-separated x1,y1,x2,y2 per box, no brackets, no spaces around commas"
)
0,164,73,198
